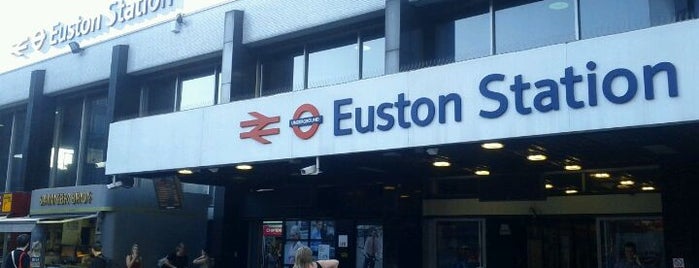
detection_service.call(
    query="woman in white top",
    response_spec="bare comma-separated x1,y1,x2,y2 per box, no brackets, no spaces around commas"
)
192,248,212,268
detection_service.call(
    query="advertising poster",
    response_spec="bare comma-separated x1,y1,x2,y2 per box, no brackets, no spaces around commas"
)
356,225,383,268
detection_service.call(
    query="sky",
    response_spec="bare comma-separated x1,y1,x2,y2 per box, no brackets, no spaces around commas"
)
0,0,230,73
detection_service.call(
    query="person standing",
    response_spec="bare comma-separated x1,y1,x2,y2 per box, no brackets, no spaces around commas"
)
126,244,142,268
363,229,381,268
89,242,108,268
293,246,338,268
164,242,189,268
2,234,30,268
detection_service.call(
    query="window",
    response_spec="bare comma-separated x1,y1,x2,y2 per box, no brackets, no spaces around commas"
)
138,64,220,116
261,49,305,96
308,38,359,88
495,0,576,54
580,0,684,39
362,37,386,79
144,77,176,116
259,30,385,95
50,93,108,187
178,71,218,111
454,6,491,61
599,217,665,268
80,96,109,185
0,112,14,191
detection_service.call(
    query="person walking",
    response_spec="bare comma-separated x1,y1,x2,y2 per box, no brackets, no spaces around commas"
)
2,234,30,268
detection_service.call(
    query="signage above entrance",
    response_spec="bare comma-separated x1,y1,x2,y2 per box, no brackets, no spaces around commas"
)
106,23,699,175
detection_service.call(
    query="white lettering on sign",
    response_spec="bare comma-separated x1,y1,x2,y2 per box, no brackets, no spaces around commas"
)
10,0,176,57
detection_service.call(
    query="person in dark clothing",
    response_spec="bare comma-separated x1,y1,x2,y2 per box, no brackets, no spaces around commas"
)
165,242,189,268
90,242,108,268
3,234,30,268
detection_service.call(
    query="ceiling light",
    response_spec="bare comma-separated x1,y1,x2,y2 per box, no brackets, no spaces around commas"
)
400,194,410,198
481,142,504,150
433,161,451,167
255,188,275,192
177,169,193,175
545,183,554,189
474,169,490,176
565,189,578,194
548,1,569,10
236,164,253,170
527,154,547,161
383,186,396,191
564,164,582,171
620,180,635,186
642,186,656,191
591,172,610,179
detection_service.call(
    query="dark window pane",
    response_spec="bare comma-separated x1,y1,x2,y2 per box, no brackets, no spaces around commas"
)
53,99,82,187
9,111,25,186
0,113,12,191
308,41,358,88
262,51,305,95
362,37,386,79
179,73,217,111
581,0,677,39
495,0,575,53
146,78,176,116
81,96,108,185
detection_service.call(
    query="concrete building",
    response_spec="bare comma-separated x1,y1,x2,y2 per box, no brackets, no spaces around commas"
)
1,0,698,267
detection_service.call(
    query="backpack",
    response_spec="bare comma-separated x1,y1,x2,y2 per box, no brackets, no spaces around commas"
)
10,250,27,268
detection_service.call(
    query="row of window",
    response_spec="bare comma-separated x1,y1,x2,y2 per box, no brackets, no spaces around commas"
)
1,0,697,190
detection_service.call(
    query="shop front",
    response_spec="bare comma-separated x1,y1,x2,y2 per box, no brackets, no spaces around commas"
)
28,183,209,268
0,192,32,264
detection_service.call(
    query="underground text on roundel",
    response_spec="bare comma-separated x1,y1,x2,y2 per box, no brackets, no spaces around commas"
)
333,61,678,136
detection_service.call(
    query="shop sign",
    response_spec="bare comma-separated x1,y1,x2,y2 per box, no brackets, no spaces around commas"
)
263,223,283,237
11,0,177,57
39,192,93,206
1,193,12,213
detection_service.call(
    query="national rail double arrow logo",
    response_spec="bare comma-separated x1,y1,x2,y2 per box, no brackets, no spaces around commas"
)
239,112,280,144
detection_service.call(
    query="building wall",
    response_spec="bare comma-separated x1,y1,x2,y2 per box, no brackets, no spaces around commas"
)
0,0,385,107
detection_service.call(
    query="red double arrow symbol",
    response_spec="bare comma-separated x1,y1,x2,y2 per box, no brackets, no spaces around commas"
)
240,112,280,144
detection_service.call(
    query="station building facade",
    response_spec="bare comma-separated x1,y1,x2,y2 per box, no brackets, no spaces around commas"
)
1,0,699,267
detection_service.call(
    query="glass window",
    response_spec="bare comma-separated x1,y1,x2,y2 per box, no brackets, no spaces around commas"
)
80,96,108,185
52,99,83,187
599,217,665,268
261,51,305,96
0,113,12,191
580,0,678,39
436,220,484,268
495,0,575,54
454,5,491,61
179,73,217,111
362,37,386,79
9,111,25,187
308,40,359,88
145,77,176,116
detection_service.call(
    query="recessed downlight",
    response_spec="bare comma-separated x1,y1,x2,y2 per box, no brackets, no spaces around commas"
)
481,142,504,150
383,185,396,191
565,189,578,194
527,154,547,161
548,1,569,10
474,169,490,176
564,164,582,171
433,161,451,167
620,180,635,186
255,188,275,192
178,169,193,175
642,186,656,191
545,183,554,189
591,172,610,179
236,164,253,170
